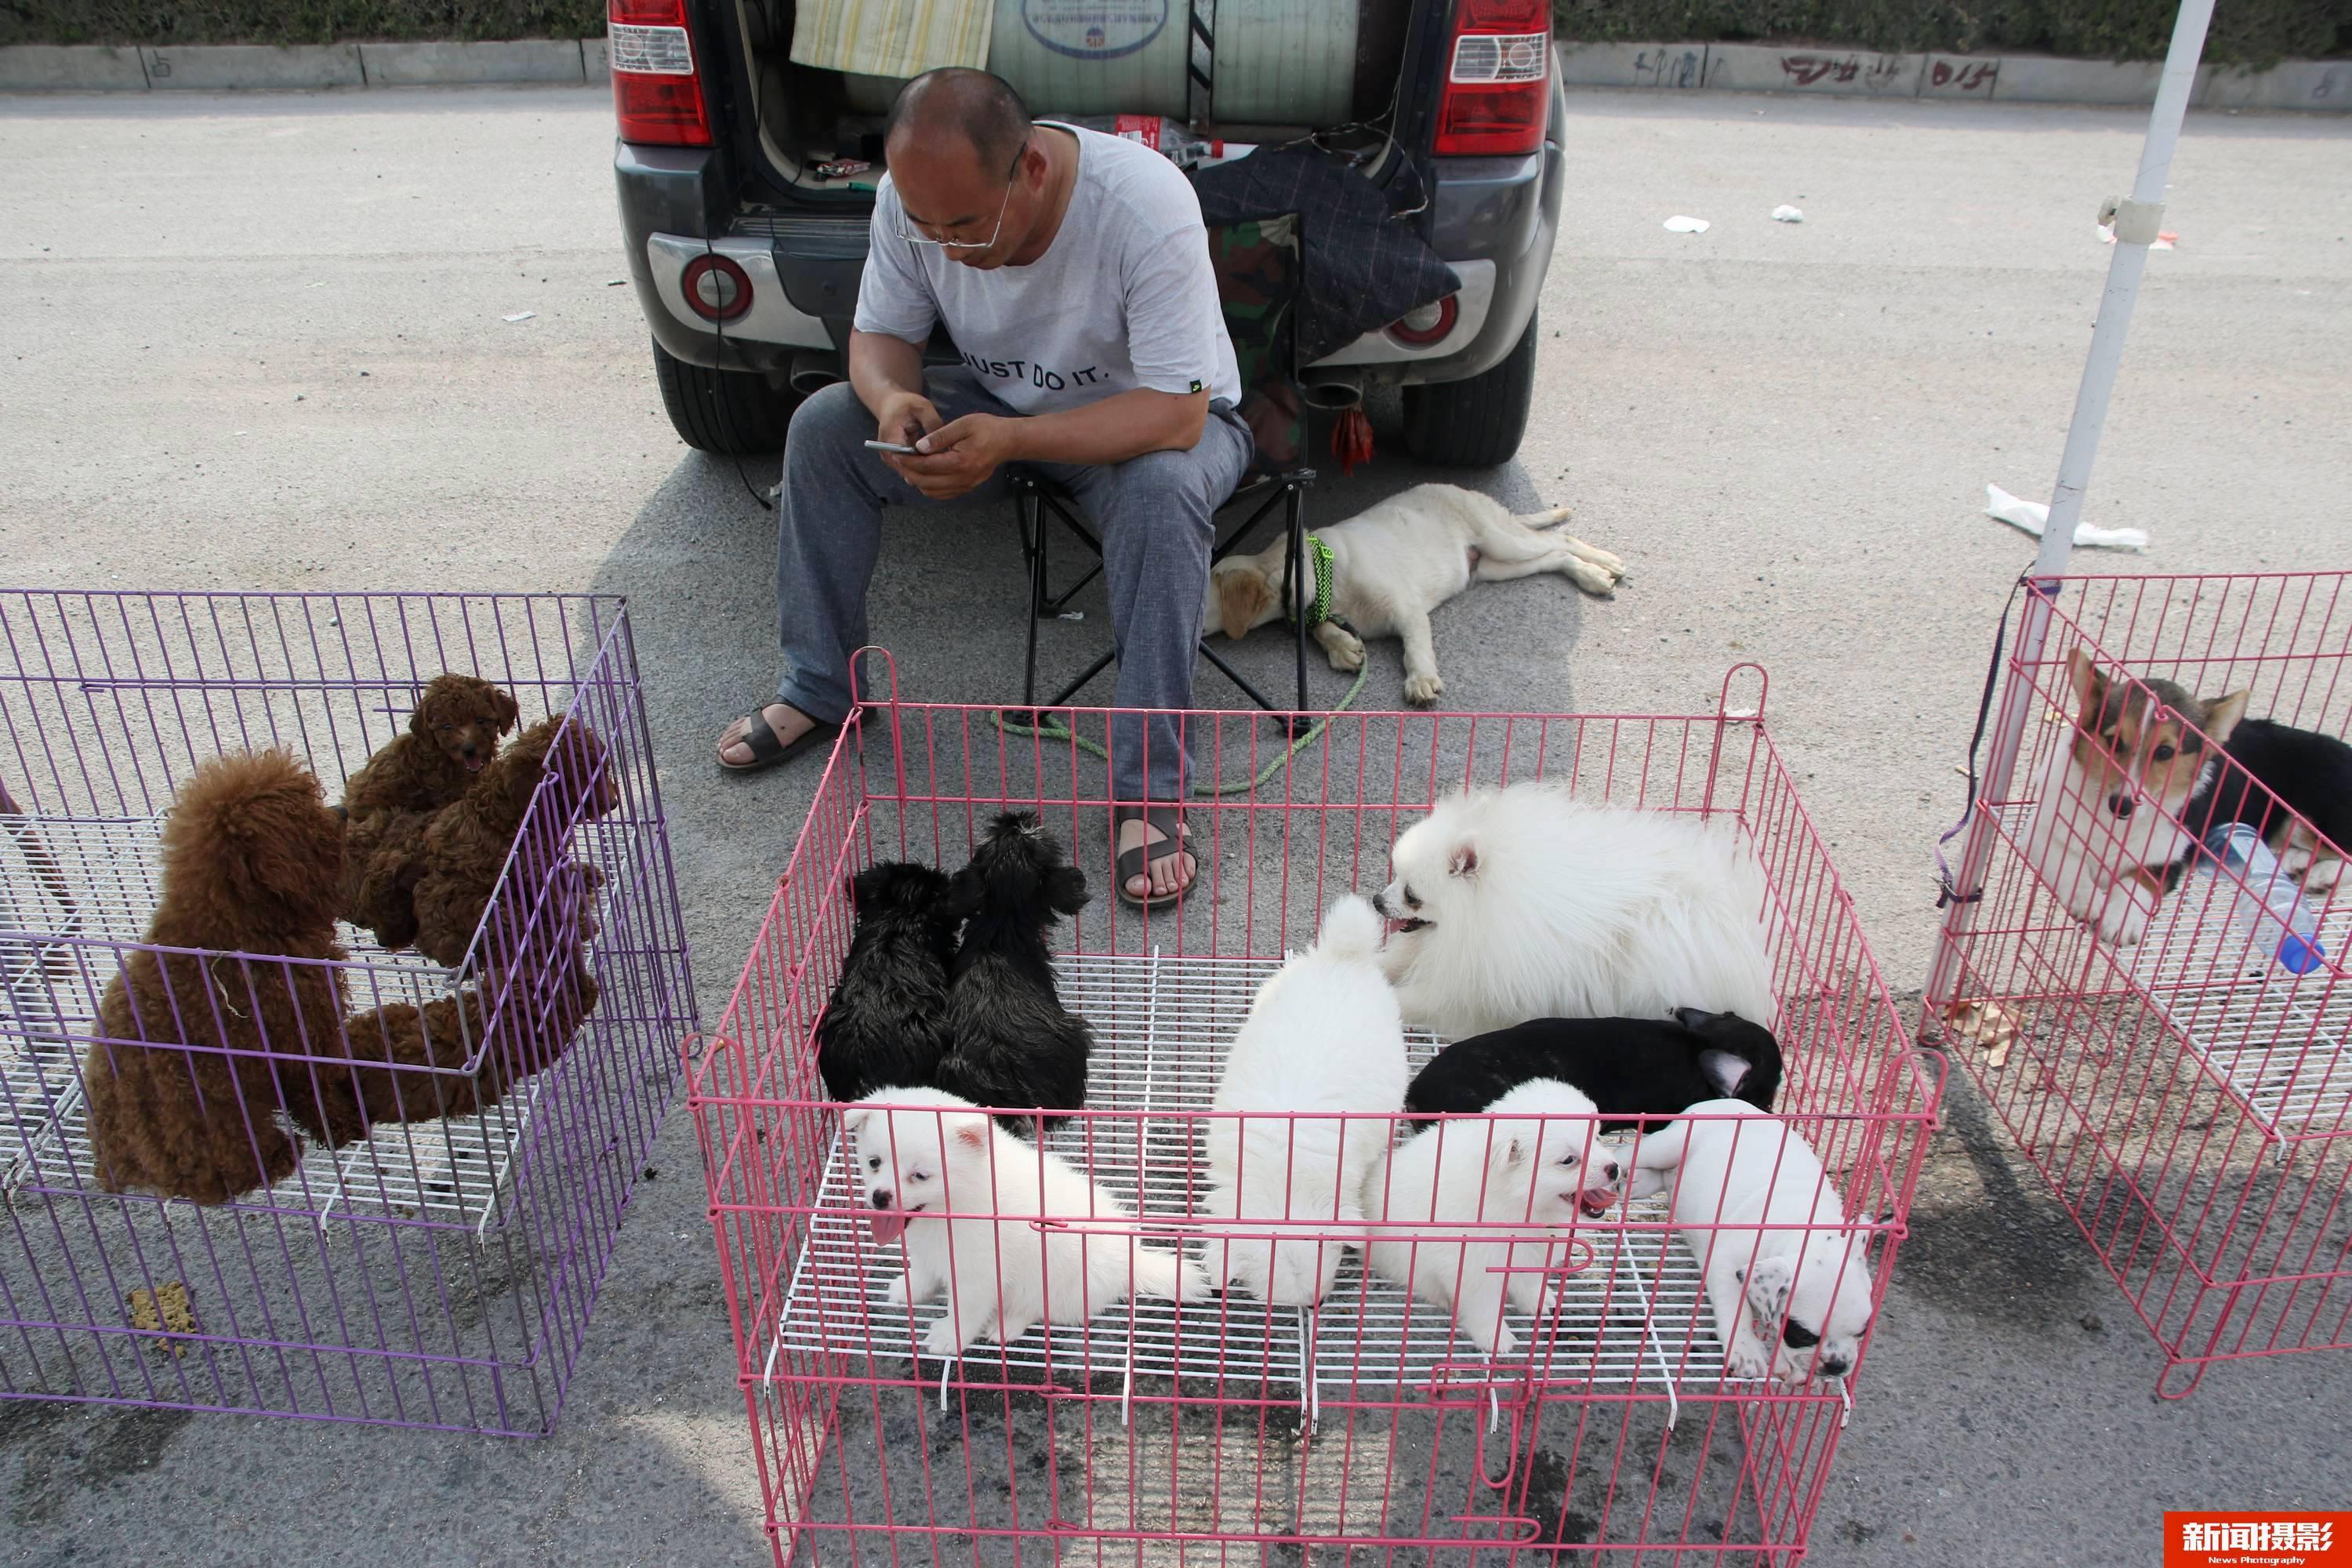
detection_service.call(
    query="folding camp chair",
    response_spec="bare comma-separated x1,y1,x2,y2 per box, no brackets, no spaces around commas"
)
1011,212,1316,713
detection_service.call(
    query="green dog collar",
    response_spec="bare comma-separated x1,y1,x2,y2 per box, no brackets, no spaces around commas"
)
1294,533,1335,627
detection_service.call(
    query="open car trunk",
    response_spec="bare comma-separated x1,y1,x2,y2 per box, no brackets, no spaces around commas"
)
724,0,1414,200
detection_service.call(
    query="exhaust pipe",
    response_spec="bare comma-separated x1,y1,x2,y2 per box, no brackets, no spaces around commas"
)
789,352,844,397
1301,375,1363,412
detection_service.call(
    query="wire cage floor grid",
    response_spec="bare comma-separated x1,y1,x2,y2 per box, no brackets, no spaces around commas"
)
1,590,696,1435
697,662,1940,1565
1930,572,2352,1396
1,805,647,1232
771,951,1741,1421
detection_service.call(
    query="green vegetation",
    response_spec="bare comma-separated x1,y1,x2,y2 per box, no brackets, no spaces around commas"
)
4,0,2343,67
1555,0,2349,66
0,2,606,48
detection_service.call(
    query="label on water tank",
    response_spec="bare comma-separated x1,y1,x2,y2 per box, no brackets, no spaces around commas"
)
1021,0,1170,60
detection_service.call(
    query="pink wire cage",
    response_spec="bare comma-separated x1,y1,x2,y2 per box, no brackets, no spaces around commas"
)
692,654,1941,1565
0,590,695,1435
1928,571,2352,1397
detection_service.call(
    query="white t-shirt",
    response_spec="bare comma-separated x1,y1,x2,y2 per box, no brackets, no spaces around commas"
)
853,123,1243,416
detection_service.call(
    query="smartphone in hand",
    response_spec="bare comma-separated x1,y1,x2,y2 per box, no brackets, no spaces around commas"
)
864,438,920,456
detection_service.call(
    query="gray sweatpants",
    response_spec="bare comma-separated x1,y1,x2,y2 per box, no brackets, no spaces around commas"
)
774,366,1253,802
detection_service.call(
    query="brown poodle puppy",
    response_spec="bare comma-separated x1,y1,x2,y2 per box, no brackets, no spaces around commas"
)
283,959,601,1148
411,716,621,973
341,673,521,822
82,750,350,1205
339,806,434,952
336,675,519,948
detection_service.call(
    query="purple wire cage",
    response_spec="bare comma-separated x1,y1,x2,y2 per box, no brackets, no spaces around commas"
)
0,590,695,1435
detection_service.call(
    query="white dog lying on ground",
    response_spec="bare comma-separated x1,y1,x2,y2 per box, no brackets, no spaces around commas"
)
1200,895,1407,1306
1628,1098,1873,1385
1374,780,1780,1040
1207,482,1626,707
1360,1078,1628,1357
846,1087,1207,1358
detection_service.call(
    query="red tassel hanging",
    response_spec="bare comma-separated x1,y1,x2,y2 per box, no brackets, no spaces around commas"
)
1333,406,1374,477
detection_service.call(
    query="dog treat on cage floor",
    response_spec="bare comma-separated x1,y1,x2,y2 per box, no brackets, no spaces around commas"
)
1404,1007,1784,1129
692,664,1937,1563
1,589,690,1435
1929,570,2352,1396
1200,893,1406,1307
931,811,1094,1131
814,861,960,1104
1373,780,1780,1039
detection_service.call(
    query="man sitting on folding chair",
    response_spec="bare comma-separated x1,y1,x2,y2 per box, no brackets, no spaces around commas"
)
715,66,1247,908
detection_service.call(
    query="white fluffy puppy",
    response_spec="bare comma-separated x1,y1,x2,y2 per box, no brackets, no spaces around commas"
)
1207,483,1626,707
1199,895,1407,1306
1628,1098,1872,1385
845,1087,1208,1358
1373,781,1777,1039
1359,1078,1628,1357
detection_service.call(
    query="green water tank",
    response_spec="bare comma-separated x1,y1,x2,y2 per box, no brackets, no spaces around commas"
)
982,0,1368,125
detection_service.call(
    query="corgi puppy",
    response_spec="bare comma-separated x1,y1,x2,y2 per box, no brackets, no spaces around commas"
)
2021,647,2246,946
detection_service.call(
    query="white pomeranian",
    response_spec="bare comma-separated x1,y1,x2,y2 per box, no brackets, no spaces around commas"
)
1199,895,1407,1306
844,1087,1208,1358
1359,1078,1628,1357
1627,1098,1873,1385
1373,781,1777,1039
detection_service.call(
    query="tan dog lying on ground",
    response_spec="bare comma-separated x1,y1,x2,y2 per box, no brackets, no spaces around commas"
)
1207,483,1625,706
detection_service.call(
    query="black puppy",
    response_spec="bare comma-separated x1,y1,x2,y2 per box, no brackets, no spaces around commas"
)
934,811,1093,1132
2185,717,2352,887
815,861,962,1103
1404,1008,1783,1133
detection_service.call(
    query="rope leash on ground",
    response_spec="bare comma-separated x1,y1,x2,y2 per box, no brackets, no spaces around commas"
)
992,535,1369,794
989,658,1371,797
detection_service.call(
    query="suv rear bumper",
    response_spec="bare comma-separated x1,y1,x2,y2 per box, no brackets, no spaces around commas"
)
615,63,1566,387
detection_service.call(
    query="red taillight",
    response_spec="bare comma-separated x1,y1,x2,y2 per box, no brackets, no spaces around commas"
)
681,254,753,321
1434,0,1549,157
1387,295,1459,347
610,0,711,147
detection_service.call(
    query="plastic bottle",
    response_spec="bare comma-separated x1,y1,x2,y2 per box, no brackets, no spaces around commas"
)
1064,115,1258,169
2201,823,2326,975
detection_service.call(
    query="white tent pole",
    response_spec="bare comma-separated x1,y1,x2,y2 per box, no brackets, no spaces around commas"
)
1925,0,2216,1009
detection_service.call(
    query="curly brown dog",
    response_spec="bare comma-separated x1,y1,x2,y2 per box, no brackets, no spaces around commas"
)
82,750,350,1204
289,846,604,1145
412,715,621,973
282,959,601,1148
342,673,521,820
338,675,519,949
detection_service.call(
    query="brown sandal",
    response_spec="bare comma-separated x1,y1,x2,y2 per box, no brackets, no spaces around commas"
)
1112,804,1195,909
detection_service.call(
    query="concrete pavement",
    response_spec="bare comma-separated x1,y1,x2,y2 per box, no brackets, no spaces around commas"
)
2,84,2349,1565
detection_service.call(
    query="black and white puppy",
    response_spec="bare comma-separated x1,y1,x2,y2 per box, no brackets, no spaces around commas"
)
2186,717,2352,895
935,811,1093,1132
815,861,961,1103
1404,1009,1782,1133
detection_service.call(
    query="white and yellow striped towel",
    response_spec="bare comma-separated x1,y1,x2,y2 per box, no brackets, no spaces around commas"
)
790,0,994,80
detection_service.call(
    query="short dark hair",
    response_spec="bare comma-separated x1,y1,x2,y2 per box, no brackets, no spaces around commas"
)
885,67,1033,174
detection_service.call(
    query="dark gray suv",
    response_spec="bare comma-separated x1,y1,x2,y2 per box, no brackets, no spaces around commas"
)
609,0,1563,467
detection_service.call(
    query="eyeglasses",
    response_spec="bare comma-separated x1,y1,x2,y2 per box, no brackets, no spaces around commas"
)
895,145,1027,252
